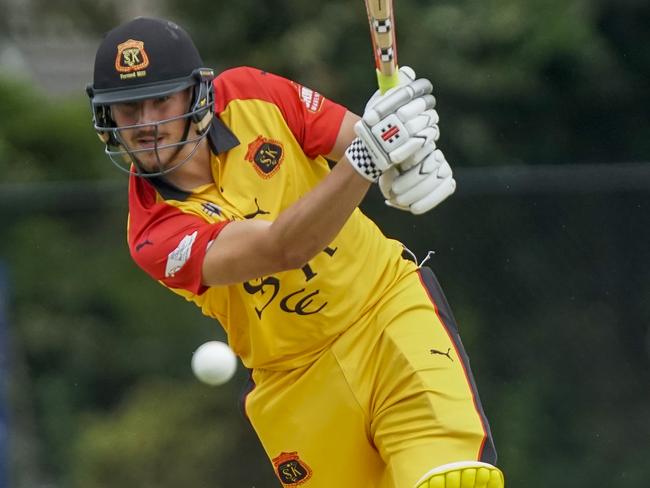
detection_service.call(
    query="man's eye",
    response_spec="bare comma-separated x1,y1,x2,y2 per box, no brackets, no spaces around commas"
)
156,96,170,103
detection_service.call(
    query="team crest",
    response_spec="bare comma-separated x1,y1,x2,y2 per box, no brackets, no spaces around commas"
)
115,39,149,79
245,135,284,178
272,452,313,486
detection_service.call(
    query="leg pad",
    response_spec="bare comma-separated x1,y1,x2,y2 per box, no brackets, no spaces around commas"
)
415,461,504,488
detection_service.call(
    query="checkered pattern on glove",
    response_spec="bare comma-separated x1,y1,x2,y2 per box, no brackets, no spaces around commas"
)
345,137,382,182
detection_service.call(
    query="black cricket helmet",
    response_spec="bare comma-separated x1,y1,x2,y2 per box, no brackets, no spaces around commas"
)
87,17,215,177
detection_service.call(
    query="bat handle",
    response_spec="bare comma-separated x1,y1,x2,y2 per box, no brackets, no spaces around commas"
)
377,69,400,94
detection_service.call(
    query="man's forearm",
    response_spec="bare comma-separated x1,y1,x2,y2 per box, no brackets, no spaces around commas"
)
270,157,371,268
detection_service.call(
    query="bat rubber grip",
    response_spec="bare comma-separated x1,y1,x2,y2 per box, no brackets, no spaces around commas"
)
377,69,400,94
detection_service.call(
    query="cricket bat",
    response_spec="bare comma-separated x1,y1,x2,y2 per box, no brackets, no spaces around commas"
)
364,0,400,94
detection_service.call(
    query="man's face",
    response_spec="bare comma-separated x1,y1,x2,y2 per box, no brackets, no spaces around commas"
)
110,88,193,172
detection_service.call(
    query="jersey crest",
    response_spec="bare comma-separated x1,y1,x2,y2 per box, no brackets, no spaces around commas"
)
272,451,313,486
245,135,284,178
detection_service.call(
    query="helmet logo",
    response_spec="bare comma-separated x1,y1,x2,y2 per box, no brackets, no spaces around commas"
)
115,39,149,79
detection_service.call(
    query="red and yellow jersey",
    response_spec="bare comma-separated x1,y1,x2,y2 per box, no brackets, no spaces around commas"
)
127,67,416,370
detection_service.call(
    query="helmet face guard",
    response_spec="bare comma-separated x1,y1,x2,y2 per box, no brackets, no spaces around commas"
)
88,67,215,177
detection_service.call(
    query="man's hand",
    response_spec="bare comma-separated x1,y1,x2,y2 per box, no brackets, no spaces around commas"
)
345,67,438,182
379,146,456,215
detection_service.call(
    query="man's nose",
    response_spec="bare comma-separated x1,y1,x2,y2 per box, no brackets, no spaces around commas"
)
136,100,159,125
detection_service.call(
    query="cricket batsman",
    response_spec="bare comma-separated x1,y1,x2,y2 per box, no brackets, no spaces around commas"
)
87,16,504,488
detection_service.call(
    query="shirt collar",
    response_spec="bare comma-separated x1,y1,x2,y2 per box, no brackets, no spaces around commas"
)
208,116,240,154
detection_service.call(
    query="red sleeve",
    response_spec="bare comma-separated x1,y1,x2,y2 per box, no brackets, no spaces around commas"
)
214,67,347,158
127,177,229,295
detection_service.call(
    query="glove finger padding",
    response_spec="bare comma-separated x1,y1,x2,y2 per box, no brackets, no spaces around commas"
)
396,66,416,83
388,149,457,214
387,138,420,165
385,199,411,211
403,109,439,135
379,166,399,200
397,97,436,123
399,143,436,171
363,78,433,126
409,177,456,215
392,149,445,194
379,168,410,211
394,160,452,205
388,126,439,164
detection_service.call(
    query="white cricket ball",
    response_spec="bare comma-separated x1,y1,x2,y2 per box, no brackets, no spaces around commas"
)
191,341,237,386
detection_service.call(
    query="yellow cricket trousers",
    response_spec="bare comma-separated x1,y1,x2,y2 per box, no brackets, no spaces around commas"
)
244,266,496,487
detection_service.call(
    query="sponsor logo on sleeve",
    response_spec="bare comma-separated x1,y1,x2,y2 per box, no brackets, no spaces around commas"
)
165,231,198,278
293,83,324,113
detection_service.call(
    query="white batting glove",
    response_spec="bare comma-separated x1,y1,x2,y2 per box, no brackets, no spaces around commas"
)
346,68,437,182
379,147,456,215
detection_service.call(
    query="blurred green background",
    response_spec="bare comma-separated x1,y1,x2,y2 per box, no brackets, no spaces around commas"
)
0,0,648,486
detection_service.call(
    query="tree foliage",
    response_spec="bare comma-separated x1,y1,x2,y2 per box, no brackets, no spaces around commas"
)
167,0,650,167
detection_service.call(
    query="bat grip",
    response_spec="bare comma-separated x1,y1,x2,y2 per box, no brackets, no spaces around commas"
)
376,69,400,94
